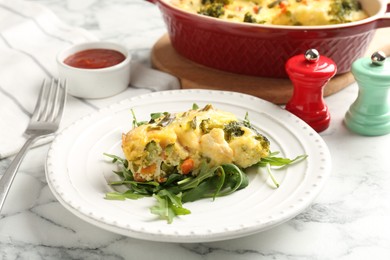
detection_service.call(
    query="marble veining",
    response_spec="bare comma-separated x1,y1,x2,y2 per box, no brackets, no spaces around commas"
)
0,0,390,259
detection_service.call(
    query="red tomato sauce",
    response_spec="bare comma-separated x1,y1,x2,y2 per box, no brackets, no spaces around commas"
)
64,49,126,69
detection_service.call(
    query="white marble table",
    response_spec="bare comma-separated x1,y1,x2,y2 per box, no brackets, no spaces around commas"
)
1,0,389,259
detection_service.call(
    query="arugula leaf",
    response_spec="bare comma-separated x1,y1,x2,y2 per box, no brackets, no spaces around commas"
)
105,190,147,200
178,161,216,190
182,178,217,203
243,111,251,128
104,153,128,167
150,194,173,222
257,153,308,167
150,190,190,223
213,167,225,200
162,173,185,186
219,164,248,193
131,109,148,127
257,153,308,188
108,180,159,187
150,112,166,121
181,164,248,203
265,163,279,188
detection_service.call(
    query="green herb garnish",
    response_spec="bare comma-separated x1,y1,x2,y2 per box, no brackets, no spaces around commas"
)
104,151,306,223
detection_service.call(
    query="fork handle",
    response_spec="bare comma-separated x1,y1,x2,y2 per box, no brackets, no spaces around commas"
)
0,136,37,213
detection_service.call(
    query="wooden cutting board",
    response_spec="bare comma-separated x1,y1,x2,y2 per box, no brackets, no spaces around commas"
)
151,30,390,104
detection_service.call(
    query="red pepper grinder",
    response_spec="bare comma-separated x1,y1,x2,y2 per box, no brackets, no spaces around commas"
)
285,49,337,132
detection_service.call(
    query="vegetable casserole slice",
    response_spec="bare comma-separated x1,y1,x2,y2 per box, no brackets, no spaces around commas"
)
171,0,368,26
122,104,270,183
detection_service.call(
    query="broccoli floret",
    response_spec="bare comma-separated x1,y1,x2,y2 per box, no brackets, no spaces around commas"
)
243,12,266,24
201,0,231,5
329,0,362,23
187,116,197,130
243,12,257,23
341,0,362,11
198,0,231,18
198,3,225,18
255,134,270,151
223,121,245,142
199,118,224,133
222,120,270,144
144,140,162,165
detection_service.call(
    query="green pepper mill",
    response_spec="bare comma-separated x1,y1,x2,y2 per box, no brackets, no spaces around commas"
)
344,51,390,136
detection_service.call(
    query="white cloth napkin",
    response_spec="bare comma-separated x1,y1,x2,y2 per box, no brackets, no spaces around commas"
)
0,0,180,159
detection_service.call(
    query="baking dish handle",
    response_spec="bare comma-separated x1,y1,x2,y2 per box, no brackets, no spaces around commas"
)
376,2,390,28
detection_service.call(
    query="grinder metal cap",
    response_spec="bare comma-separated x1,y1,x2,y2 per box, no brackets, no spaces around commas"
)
352,51,390,82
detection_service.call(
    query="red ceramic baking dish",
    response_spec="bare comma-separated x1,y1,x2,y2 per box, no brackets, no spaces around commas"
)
150,0,390,78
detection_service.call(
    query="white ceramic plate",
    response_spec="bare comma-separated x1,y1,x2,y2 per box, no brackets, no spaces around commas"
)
46,90,331,243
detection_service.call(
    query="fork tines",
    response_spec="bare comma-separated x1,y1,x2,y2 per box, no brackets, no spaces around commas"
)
33,78,67,123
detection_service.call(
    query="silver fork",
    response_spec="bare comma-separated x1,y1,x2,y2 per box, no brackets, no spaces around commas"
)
0,78,67,213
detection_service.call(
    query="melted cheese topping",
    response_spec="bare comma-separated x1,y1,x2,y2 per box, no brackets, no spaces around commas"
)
170,0,368,26
122,105,270,182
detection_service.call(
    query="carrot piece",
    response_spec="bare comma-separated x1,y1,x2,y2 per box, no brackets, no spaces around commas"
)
133,172,146,182
279,1,288,14
141,163,157,175
180,158,194,175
